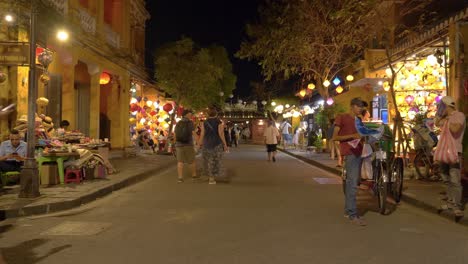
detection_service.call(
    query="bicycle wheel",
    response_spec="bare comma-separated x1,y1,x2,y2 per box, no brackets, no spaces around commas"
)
413,151,431,180
392,157,404,203
376,161,388,214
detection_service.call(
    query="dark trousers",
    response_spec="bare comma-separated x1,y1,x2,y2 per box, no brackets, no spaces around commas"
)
0,161,22,173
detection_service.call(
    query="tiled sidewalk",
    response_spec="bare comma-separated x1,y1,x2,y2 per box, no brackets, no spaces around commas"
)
280,147,468,226
0,151,176,220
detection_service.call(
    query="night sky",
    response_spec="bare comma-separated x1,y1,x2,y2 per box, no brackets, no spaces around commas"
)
145,0,263,98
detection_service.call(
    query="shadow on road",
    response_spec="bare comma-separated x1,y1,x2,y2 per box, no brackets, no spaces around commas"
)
1,239,71,264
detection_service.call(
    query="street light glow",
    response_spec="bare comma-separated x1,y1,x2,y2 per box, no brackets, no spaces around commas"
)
56,30,69,41
4,14,14,22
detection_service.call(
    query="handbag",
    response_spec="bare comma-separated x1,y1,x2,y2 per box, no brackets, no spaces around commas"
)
433,121,459,164
361,143,373,158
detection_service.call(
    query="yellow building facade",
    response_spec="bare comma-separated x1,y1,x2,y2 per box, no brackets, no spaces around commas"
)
0,0,157,148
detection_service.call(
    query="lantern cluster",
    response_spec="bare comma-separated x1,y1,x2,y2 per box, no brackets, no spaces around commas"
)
389,56,447,120
128,96,176,135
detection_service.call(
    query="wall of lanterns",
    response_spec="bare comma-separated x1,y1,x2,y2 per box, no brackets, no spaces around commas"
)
383,53,447,121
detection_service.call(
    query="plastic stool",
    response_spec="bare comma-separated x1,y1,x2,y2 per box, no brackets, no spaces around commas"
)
1,171,20,186
64,168,82,184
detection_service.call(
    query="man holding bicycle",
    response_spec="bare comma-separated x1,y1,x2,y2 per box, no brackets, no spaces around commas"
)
434,96,465,217
333,98,366,226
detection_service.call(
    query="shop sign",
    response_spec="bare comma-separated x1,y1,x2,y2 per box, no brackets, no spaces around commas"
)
0,42,30,66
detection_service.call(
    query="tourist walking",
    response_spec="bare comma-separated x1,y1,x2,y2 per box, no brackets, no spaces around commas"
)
434,96,465,217
263,120,280,162
332,97,366,226
280,120,292,149
199,108,228,185
174,109,197,183
327,119,342,168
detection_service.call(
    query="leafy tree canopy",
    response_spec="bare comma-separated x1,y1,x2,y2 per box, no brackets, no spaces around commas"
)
154,38,236,110
237,0,378,97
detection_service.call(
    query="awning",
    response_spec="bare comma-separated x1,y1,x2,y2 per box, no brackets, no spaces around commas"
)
370,7,468,70
349,78,387,88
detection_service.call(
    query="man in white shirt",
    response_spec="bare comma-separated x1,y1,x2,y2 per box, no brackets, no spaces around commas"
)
280,120,292,149
263,120,280,162
0,129,27,174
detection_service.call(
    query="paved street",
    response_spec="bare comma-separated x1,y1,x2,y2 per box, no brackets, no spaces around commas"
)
0,145,467,264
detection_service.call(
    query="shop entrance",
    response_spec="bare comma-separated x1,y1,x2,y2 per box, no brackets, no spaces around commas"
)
74,61,91,135
99,75,112,140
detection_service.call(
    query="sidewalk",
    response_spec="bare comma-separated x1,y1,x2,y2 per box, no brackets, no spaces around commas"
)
0,151,176,220
279,147,468,227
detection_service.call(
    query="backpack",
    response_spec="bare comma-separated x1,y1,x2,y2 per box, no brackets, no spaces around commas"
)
175,119,192,143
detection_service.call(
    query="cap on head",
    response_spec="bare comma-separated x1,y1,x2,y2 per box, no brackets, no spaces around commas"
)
441,96,455,108
350,97,365,107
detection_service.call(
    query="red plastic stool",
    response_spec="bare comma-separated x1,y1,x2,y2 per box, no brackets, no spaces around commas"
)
64,168,82,184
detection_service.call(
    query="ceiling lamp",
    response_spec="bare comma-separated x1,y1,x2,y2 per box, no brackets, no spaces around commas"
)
100,72,111,85
326,97,334,105
346,75,354,82
323,80,330,88
335,86,343,94
307,83,315,90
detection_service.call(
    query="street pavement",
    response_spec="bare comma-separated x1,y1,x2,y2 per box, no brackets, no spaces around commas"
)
0,145,467,264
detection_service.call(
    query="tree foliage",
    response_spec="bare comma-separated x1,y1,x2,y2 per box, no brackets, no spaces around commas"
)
154,38,236,110
237,0,378,98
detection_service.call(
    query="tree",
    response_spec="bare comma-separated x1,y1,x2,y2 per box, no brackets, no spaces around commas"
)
236,0,377,98
155,38,230,110
154,38,236,151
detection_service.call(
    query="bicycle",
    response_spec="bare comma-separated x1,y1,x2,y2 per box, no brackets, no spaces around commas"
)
413,147,440,181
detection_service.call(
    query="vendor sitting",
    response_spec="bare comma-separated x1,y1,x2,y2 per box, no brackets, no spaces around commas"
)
0,129,26,173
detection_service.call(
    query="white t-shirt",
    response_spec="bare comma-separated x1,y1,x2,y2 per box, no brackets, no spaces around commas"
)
264,126,280,144
281,122,291,134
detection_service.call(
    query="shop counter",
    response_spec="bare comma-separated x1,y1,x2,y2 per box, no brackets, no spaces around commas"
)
38,152,80,184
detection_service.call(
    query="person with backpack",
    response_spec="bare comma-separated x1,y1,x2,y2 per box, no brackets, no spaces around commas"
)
199,107,228,185
174,109,198,183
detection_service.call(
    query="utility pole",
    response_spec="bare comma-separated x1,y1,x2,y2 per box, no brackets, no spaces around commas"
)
19,0,40,198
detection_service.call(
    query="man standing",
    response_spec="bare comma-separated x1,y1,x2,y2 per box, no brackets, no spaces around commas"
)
263,120,280,162
280,120,292,149
434,96,465,217
332,98,366,226
0,129,26,174
174,109,197,183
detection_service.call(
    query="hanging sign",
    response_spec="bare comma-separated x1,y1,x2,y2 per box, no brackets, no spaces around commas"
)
0,42,30,66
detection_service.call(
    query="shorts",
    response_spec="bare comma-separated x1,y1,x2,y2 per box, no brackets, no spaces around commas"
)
266,144,277,152
176,145,195,164
282,134,292,142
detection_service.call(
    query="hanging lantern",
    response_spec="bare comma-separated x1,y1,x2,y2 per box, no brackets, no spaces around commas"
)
396,95,405,105
425,96,435,105
130,104,139,112
100,72,111,85
405,95,414,105
323,80,331,88
346,75,354,82
326,97,334,105
130,98,137,104
163,103,173,112
38,50,53,69
415,96,425,105
150,110,157,116
40,74,50,85
408,110,416,120
435,95,442,103
299,89,306,97
335,85,343,94
0,72,7,83
307,83,315,90
146,100,153,107
332,77,341,86
129,117,136,123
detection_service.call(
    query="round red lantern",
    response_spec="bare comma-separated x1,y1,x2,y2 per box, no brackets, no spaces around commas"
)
163,103,173,112
130,103,139,112
100,72,111,85
177,107,184,116
150,110,157,116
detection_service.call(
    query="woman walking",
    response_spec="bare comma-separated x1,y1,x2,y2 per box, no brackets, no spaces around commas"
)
199,108,228,184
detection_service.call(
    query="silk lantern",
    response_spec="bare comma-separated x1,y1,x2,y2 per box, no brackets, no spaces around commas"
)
100,72,111,85
299,89,306,97
163,103,173,112
396,95,405,105
405,95,414,105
